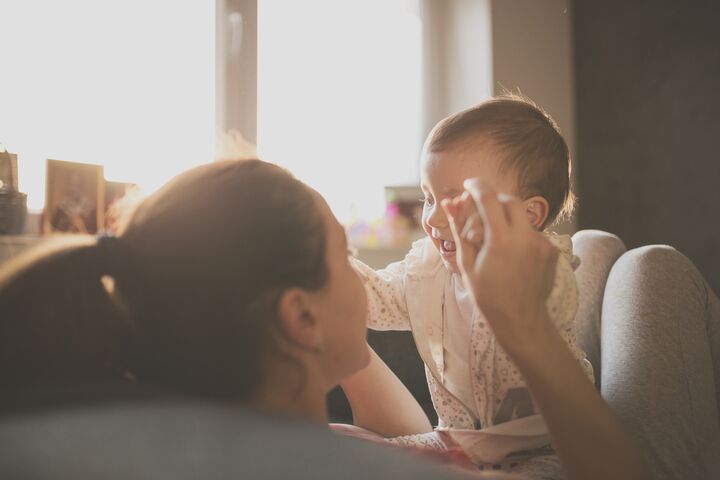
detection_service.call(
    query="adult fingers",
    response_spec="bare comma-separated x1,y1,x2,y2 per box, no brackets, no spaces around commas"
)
463,179,509,241
442,195,461,220
497,193,532,231
458,192,476,227
450,193,468,229
459,194,484,247
442,199,477,275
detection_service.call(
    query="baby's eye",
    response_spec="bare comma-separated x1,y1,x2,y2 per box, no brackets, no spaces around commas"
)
421,195,434,206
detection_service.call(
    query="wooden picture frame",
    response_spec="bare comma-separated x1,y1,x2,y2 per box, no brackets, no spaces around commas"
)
44,159,105,234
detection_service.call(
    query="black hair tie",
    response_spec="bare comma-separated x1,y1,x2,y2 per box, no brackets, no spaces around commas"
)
96,233,127,278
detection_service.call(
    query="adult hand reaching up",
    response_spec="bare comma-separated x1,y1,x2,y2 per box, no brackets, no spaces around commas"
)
441,179,558,356
442,179,650,480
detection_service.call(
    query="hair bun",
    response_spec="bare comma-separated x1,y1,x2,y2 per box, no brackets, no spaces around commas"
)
96,234,128,278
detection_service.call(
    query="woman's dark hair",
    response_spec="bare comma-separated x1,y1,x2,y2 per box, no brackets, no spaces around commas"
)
0,160,328,398
0,237,129,387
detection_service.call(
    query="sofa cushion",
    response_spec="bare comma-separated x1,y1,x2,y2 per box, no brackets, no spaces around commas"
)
0,383,473,480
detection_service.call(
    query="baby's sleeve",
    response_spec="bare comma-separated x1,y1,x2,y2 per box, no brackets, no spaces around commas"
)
546,244,596,383
352,258,412,331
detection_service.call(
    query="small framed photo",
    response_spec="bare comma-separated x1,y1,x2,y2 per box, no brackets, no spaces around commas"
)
0,151,19,190
44,159,105,234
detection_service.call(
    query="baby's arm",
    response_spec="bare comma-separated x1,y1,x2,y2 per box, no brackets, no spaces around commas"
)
339,259,422,436
352,258,412,331
340,346,432,436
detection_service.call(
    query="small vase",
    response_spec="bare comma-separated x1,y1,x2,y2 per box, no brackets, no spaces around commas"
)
0,188,28,235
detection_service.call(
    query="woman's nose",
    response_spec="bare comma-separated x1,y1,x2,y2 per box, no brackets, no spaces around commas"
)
350,259,369,285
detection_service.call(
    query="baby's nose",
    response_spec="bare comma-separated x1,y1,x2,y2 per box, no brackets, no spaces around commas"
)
432,227,447,239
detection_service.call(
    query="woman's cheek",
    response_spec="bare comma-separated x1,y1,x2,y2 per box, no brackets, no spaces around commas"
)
349,284,371,371
346,265,368,332
355,276,368,326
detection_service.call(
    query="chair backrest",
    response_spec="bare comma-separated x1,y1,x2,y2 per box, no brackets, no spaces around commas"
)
572,230,627,390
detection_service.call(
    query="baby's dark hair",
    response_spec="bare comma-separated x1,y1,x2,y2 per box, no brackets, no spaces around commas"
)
426,93,575,228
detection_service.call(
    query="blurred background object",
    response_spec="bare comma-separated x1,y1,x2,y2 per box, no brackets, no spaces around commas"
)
0,146,27,235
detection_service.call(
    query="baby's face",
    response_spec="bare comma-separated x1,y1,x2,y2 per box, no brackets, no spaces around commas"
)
420,145,518,273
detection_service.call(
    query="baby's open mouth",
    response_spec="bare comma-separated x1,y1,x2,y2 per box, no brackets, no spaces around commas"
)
440,239,457,256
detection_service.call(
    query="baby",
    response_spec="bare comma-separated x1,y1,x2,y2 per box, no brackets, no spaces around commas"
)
353,94,594,477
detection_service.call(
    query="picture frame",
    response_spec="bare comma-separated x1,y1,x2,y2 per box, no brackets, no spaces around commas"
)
0,151,19,190
44,159,105,234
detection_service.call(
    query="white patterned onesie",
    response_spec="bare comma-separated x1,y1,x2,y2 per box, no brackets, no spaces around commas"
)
353,234,594,479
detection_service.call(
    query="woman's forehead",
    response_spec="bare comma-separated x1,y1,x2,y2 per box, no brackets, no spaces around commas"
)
312,190,345,243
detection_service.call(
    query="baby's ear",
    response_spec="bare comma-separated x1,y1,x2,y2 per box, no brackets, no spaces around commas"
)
524,196,549,229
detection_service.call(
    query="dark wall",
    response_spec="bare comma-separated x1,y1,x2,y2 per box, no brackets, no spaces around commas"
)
573,1,720,293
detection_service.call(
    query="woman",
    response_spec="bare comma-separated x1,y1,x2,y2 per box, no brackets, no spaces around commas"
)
0,159,430,434
0,159,709,478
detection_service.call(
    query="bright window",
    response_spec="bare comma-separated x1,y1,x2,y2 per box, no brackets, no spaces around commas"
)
257,0,423,222
0,0,215,209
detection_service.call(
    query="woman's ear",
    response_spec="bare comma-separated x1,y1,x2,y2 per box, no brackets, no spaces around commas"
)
524,196,550,230
275,288,323,352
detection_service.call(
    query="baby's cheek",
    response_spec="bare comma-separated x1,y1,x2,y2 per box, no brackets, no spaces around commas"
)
421,208,433,237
